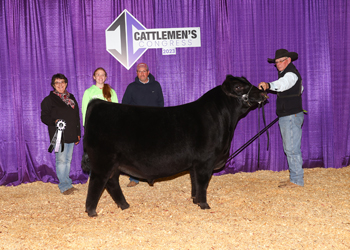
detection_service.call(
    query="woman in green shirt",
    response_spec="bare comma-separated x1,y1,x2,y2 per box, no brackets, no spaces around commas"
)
81,67,118,126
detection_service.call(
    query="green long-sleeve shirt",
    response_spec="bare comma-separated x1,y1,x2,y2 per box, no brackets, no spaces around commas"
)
81,85,118,125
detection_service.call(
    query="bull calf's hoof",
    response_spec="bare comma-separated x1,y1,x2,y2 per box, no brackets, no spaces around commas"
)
85,209,98,217
199,202,211,210
192,198,211,209
87,211,98,217
118,203,130,210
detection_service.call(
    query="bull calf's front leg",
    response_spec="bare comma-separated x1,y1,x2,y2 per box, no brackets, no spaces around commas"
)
191,167,211,209
195,184,211,210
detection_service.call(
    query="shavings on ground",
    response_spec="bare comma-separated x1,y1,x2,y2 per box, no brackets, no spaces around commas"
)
0,167,350,249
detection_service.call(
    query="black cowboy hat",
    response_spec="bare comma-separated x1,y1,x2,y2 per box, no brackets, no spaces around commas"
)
267,49,298,63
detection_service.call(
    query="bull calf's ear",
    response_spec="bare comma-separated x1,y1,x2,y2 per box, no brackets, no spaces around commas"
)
225,74,234,81
240,76,249,83
222,77,235,93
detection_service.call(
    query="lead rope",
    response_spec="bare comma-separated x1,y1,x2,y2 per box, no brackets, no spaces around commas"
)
225,103,278,166
258,104,260,169
257,101,269,169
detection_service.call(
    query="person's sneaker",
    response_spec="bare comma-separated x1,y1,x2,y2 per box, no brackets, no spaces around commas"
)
127,181,139,187
278,181,302,188
279,180,289,184
63,187,75,195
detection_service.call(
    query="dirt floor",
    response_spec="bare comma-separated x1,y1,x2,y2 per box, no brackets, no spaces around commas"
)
0,166,350,250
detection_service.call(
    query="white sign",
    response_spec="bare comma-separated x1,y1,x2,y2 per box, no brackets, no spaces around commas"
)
106,9,201,69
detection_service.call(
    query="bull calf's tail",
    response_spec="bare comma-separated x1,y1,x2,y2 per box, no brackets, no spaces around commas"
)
81,133,91,173
81,151,91,173
81,99,97,173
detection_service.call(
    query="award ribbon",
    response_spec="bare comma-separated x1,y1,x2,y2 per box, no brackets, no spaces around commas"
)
48,119,66,153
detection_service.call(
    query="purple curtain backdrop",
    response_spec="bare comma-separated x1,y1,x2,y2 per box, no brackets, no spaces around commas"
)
0,0,349,186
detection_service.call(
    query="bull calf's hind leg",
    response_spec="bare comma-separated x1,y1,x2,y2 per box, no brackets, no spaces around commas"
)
189,168,197,199
106,173,130,210
85,173,110,217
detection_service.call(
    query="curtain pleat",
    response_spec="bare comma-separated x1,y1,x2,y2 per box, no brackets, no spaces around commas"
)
0,0,349,185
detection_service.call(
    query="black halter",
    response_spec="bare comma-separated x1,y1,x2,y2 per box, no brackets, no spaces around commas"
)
221,84,254,106
224,85,274,171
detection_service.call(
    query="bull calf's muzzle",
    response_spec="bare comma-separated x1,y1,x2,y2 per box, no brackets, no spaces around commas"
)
258,91,268,104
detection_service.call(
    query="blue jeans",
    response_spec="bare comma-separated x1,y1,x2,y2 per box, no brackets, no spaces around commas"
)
279,112,304,186
129,176,139,183
55,143,74,192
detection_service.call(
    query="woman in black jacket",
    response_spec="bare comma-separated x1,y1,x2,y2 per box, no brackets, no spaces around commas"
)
41,73,81,195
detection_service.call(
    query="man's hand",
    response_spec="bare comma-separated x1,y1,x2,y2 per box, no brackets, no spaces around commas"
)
258,82,269,91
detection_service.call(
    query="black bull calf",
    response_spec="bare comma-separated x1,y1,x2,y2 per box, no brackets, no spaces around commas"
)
82,75,267,217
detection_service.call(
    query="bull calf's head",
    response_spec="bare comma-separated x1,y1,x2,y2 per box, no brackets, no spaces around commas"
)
221,75,267,107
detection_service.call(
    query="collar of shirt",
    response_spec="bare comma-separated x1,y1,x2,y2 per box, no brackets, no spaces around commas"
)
140,77,149,84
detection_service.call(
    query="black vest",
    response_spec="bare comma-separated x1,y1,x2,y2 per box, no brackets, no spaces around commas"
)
275,63,303,117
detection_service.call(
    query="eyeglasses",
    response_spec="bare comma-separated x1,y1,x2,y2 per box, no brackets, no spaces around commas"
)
54,80,66,85
275,57,288,64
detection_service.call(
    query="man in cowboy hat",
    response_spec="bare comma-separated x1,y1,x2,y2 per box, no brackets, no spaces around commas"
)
259,49,304,188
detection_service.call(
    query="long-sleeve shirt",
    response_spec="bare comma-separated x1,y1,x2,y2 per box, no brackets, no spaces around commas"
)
270,72,304,93
122,73,164,107
41,91,81,143
81,85,118,125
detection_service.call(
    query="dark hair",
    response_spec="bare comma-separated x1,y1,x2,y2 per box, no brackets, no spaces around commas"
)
51,73,68,89
93,67,112,101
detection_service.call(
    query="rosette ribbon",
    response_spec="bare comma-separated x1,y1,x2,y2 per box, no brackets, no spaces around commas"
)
48,119,66,153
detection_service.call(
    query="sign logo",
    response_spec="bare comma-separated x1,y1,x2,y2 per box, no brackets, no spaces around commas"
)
106,9,201,70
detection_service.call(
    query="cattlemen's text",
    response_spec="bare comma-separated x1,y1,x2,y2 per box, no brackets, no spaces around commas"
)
134,29,198,41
